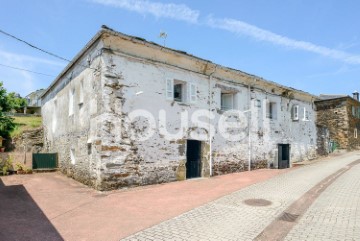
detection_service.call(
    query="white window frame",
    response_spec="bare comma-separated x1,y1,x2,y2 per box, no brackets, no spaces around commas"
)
166,78,195,104
292,105,299,121
355,128,358,139
79,79,84,105
173,80,187,102
266,101,277,120
221,93,234,111
189,83,197,103
69,88,74,116
165,78,174,100
70,148,76,165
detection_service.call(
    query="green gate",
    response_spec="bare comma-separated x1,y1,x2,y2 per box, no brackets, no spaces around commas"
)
32,153,58,170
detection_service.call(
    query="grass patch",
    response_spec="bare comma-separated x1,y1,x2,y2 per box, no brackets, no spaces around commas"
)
10,116,42,138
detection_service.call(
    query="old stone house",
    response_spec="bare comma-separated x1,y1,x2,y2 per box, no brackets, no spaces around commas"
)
315,92,360,150
41,26,318,190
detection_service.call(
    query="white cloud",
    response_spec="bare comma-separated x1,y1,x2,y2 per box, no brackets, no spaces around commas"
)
207,17,360,65
92,0,199,23
0,49,65,96
0,50,64,67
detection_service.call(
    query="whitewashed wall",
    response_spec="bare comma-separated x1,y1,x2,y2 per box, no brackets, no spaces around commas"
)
42,32,317,190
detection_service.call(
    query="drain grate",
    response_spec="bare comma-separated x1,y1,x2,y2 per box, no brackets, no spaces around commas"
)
278,212,299,222
243,198,272,207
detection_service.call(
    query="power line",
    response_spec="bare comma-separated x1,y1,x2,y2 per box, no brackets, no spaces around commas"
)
0,63,55,77
0,29,71,63
0,29,97,71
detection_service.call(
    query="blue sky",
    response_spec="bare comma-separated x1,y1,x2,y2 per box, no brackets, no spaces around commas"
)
1,0,360,97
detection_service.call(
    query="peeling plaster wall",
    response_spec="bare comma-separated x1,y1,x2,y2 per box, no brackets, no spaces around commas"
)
96,34,317,189
42,32,318,190
42,41,104,188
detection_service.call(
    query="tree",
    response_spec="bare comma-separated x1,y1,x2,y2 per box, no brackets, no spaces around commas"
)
5,92,27,112
0,112,15,138
0,81,8,111
0,81,15,137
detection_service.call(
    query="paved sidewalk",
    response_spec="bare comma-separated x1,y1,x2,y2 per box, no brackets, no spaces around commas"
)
0,163,286,241
123,151,360,241
284,161,360,241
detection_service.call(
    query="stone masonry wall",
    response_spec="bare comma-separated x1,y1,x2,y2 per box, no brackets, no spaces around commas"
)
316,99,349,149
316,98,360,150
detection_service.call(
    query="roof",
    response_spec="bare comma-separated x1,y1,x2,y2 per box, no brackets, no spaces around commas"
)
318,94,348,100
41,25,319,101
315,94,360,103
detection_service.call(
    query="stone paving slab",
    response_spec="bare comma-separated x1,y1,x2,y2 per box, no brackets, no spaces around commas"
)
123,152,360,241
284,162,360,241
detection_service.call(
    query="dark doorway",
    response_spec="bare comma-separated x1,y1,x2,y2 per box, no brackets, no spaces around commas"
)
186,140,202,179
278,144,290,169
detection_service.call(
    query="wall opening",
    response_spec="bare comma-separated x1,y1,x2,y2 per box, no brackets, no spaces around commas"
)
70,148,76,165
186,140,202,179
278,144,290,169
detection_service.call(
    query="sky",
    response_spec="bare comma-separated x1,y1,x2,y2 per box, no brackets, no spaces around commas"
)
1,0,360,97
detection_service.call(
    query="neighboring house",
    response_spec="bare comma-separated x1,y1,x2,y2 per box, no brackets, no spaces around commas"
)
25,89,46,114
41,26,318,190
315,92,360,150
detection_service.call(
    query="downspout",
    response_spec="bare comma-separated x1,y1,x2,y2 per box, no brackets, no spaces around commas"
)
248,77,257,171
248,83,251,171
208,64,218,177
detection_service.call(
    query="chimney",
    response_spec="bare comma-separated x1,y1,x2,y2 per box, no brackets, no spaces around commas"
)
353,91,359,101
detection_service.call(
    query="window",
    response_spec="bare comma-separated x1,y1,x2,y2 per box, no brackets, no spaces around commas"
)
165,78,196,103
69,88,74,116
352,106,356,116
355,128,358,138
303,108,309,121
255,99,261,108
52,99,57,133
70,148,76,164
221,93,234,110
189,83,196,103
266,102,277,119
174,83,184,102
87,143,92,155
79,79,84,105
166,78,174,100
291,105,299,121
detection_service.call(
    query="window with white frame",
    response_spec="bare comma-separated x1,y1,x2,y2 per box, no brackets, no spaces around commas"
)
303,107,309,121
255,99,261,108
291,105,299,121
221,92,234,111
69,88,74,116
70,148,76,164
266,101,277,119
174,82,185,102
79,79,84,105
165,78,196,103
355,128,358,138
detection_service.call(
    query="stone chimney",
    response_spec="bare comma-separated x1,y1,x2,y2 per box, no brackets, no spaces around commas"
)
353,91,359,101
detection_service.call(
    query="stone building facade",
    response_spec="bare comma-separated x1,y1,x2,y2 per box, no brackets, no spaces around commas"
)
41,26,318,190
315,93,360,150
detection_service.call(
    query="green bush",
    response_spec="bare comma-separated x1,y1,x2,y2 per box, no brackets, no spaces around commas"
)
0,112,15,138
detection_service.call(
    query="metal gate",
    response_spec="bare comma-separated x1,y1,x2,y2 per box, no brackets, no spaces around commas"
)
32,153,58,170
